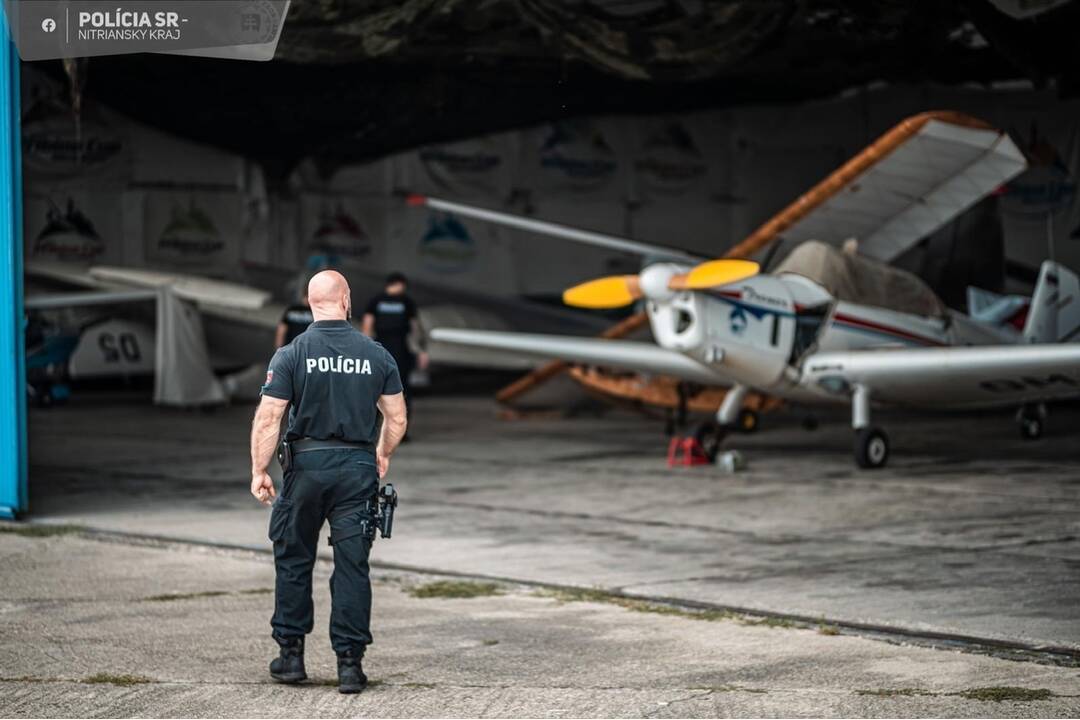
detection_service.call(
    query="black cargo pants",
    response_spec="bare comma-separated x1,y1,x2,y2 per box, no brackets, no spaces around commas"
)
268,448,378,655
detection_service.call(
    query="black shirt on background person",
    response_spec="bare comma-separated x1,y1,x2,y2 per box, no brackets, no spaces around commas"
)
362,272,428,406
276,297,314,348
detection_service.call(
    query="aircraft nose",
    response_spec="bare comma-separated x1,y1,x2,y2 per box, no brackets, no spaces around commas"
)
638,263,683,303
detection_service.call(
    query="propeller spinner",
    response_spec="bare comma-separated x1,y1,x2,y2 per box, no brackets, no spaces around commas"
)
562,259,760,309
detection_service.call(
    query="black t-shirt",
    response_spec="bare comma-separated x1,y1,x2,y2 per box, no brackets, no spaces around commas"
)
280,303,314,345
364,292,417,355
261,320,403,444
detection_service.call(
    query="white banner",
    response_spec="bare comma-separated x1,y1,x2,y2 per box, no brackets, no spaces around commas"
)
517,118,631,201
143,191,243,270
298,193,388,270
397,133,516,200
388,204,517,295
630,115,723,202
21,70,129,184
24,189,124,265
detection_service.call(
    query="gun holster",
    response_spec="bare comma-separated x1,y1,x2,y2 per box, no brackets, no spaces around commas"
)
363,483,398,542
277,440,292,473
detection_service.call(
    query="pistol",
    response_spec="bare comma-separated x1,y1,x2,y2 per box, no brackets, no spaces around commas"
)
377,483,397,539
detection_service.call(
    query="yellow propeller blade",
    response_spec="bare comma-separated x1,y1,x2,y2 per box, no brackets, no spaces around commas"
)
670,259,760,290
563,275,642,309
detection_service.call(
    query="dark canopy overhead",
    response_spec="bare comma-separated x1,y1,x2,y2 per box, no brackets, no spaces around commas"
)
31,0,1080,179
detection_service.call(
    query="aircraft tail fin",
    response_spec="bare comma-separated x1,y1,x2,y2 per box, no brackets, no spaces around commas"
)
1023,261,1080,343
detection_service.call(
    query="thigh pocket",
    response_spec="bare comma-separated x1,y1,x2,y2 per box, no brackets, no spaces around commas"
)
268,497,293,542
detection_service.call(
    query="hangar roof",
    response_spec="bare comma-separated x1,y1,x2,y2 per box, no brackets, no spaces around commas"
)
35,0,1080,178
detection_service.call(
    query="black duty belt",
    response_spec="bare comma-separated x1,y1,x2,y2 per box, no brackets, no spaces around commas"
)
291,438,374,454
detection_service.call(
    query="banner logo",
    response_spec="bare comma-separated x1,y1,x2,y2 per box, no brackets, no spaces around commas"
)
419,213,475,274
33,197,106,261
635,122,707,194
22,86,124,176
157,201,224,258
538,121,617,186
309,205,372,259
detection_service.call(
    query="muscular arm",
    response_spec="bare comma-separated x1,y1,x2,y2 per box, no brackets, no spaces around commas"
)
375,392,407,477
362,313,375,338
250,395,288,504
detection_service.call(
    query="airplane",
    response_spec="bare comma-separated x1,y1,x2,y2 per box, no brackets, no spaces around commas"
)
421,112,1080,468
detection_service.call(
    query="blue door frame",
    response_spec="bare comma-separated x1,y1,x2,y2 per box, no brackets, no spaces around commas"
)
0,10,24,519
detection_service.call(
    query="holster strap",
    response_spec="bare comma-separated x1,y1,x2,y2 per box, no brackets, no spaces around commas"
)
328,524,371,545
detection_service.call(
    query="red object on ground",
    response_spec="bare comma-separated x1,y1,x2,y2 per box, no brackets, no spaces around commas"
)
667,436,711,467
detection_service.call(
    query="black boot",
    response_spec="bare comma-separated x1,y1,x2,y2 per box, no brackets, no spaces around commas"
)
336,649,367,694
269,636,307,684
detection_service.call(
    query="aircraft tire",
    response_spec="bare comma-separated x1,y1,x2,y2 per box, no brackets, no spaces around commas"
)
854,427,889,469
1019,416,1043,440
736,409,759,434
694,420,728,463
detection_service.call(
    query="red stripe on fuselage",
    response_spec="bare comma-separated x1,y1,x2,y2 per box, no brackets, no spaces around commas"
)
832,312,946,346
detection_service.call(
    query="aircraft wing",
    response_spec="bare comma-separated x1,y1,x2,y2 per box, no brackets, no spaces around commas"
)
730,112,1028,262
802,344,1080,408
430,328,723,385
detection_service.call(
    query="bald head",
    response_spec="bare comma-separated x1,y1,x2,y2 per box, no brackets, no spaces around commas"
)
307,270,352,322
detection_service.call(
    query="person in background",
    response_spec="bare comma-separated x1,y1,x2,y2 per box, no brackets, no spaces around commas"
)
275,290,314,348
362,272,429,410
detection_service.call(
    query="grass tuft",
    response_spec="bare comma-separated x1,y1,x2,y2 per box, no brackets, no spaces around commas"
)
83,673,153,687
956,687,1055,703
0,524,82,538
857,687,1056,702
817,623,840,636
144,591,228,602
542,587,738,622
408,581,503,599
857,688,932,698
740,616,794,629
481,639,500,646
692,684,768,694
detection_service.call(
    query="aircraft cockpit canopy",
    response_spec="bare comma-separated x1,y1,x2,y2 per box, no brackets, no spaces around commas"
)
774,240,947,319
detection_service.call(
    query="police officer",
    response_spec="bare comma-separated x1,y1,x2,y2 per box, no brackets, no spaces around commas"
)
274,290,314,348
362,272,429,409
250,270,407,694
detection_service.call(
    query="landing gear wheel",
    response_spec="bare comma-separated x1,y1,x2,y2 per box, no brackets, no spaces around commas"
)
736,408,759,434
1017,404,1045,440
854,427,889,469
1019,415,1043,440
694,420,729,463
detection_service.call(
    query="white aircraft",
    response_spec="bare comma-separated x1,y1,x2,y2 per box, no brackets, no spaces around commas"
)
422,112,1080,468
